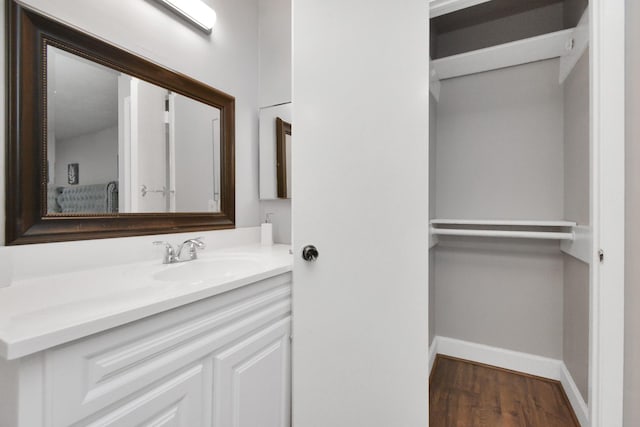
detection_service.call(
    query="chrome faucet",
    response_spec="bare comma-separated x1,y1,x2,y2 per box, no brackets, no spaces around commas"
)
153,237,206,264
177,237,206,261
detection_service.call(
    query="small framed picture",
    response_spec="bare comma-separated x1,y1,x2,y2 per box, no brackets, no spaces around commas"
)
67,163,79,185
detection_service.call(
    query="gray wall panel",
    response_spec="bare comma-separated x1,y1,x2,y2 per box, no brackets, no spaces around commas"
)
563,51,590,226
429,94,437,347
433,59,564,358
435,59,564,220
563,254,589,402
435,238,564,358
562,49,590,404
625,0,640,424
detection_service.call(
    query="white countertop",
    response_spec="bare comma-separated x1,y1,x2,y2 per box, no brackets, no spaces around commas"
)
0,244,293,360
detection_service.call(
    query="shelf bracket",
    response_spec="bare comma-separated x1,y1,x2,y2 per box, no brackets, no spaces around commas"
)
429,61,441,102
559,7,589,84
560,225,593,264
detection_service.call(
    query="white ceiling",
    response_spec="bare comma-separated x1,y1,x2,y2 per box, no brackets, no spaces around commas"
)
49,46,119,141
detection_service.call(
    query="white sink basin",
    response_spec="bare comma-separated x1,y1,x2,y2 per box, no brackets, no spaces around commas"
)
0,244,293,360
153,256,265,283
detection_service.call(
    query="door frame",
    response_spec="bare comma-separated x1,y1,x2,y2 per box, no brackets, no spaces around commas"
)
588,0,625,425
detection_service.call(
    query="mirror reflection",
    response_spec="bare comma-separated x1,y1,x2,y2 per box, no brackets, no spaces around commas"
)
46,46,221,215
276,117,292,199
258,103,292,200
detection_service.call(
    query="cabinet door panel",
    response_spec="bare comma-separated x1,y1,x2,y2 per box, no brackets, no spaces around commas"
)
214,317,291,427
78,361,210,427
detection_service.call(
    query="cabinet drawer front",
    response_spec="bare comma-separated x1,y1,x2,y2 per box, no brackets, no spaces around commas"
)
46,275,291,427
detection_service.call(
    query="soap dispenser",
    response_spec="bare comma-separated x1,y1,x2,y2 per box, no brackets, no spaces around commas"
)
261,213,274,246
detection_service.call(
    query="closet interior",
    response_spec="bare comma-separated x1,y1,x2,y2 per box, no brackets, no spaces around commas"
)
428,0,590,424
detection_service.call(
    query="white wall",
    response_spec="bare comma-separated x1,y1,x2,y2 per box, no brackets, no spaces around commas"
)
54,126,118,186
258,0,291,107
257,0,292,244
433,59,565,359
5,0,261,236
259,200,291,243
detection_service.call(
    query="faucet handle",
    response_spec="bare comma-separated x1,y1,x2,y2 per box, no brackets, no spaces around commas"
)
186,237,206,249
153,241,176,264
153,240,173,249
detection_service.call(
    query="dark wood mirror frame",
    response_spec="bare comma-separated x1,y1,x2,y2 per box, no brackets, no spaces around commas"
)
276,117,291,199
6,2,235,245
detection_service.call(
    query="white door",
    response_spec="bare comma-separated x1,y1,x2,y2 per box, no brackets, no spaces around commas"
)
117,74,134,212
172,94,221,212
135,80,169,213
291,0,430,426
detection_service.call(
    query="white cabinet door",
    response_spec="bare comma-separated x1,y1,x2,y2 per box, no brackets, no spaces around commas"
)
45,276,291,427
213,317,291,427
81,361,211,427
16,277,292,427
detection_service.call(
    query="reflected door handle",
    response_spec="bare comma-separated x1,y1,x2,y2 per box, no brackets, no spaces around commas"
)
302,245,319,262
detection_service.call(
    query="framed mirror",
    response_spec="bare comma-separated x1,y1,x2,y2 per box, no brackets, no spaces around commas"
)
276,118,292,199
7,3,235,245
259,103,291,200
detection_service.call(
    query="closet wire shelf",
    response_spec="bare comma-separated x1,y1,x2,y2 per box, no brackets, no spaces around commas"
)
430,219,576,241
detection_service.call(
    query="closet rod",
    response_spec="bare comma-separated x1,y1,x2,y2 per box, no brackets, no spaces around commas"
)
430,228,574,241
431,219,576,227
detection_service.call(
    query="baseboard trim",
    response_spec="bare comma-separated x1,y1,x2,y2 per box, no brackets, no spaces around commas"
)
435,336,562,379
560,362,590,427
429,336,589,426
428,338,438,374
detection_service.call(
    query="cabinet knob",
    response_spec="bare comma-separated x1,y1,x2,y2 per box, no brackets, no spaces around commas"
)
302,245,319,262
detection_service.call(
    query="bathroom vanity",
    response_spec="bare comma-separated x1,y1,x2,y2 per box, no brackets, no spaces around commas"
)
0,1,297,425
0,245,292,427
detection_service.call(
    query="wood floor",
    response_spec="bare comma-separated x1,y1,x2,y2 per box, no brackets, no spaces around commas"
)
429,355,580,427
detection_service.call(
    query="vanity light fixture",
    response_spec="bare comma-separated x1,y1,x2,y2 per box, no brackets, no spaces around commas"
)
155,0,217,34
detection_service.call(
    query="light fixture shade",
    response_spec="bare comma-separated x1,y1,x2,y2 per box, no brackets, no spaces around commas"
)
156,0,217,34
